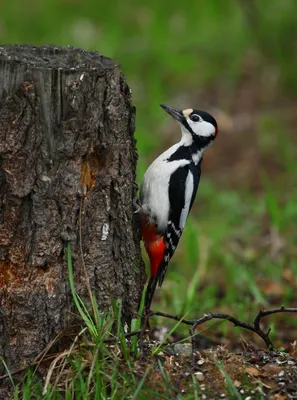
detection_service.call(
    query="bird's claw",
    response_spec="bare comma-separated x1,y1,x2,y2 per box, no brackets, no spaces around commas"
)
133,196,141,214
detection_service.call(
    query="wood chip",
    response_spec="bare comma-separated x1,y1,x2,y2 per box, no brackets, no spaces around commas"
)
195,371,205,382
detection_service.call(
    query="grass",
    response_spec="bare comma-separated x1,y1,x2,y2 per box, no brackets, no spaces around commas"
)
8,243,278,399
1,0,297,397
12,246,249,399
12,246,152,399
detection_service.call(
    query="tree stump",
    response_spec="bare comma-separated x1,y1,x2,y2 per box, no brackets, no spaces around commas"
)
0,45,145,371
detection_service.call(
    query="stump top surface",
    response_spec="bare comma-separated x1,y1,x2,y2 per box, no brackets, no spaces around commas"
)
0,44,117,71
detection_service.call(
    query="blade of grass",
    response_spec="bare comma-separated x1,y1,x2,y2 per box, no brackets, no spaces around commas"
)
216,361,242,400
131,367,151,400
67,243,98,337
152,309,191,355
192,374,200,400
0,356,15,389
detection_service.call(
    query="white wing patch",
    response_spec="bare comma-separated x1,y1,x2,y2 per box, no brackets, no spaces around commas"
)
179,170,194,230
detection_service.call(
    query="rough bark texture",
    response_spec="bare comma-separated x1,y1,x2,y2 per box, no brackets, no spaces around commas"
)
0,45,145,372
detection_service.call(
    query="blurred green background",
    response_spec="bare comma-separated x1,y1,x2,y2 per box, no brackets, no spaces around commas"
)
3,0,297,346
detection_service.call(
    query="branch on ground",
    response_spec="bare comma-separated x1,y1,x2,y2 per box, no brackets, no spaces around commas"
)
147,306,297,362
2,306,296,381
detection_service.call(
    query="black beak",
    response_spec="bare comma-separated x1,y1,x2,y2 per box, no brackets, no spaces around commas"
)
160,104,184,123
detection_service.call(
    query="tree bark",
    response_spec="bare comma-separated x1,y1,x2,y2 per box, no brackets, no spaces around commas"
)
0,45,145,372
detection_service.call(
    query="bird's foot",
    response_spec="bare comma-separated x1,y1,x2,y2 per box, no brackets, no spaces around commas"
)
133,196,141,214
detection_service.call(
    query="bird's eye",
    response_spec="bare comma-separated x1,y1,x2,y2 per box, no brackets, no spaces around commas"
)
190,114,201,122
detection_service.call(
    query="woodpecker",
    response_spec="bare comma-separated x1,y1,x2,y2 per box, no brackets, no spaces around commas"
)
140,104,218,311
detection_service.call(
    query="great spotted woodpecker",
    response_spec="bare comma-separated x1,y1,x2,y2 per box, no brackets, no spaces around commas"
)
140,104,218,310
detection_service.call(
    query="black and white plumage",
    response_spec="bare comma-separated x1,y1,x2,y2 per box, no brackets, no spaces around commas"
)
140,104,218,310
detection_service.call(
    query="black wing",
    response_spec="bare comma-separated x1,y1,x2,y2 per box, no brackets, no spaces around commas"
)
156,162,201,287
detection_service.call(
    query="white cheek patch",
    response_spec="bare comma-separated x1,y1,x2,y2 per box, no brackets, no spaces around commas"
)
188,120,215,137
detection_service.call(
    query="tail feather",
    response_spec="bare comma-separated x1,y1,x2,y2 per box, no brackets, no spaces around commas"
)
144,276,159,311
156,259,169,288
145,260,169,310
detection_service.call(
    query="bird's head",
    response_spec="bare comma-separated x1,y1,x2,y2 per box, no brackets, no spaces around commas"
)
160,104,218,148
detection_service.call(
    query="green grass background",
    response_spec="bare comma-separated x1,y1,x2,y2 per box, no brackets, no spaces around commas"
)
3,0,297,397
2,0,297,340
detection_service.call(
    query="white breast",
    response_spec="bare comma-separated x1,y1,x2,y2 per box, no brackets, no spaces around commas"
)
140,143,190,232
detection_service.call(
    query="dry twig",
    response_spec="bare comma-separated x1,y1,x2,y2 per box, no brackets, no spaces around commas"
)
1,306,296,382
147,306,297,367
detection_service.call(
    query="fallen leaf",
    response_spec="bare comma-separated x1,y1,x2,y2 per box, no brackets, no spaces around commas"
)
262,363,283,375
245,366,260,377
273,393,288,400
259,379,279,390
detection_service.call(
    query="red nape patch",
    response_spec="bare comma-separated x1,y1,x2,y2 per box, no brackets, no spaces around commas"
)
215,127,219,137
145,237,166,278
